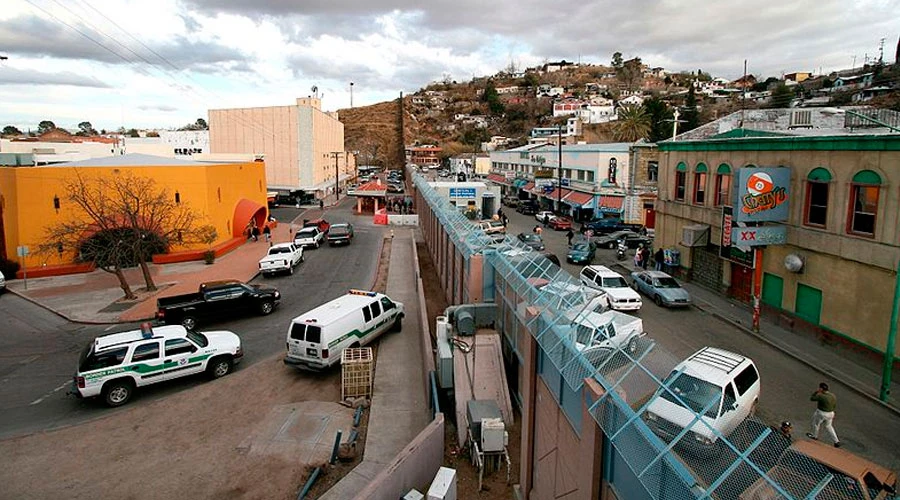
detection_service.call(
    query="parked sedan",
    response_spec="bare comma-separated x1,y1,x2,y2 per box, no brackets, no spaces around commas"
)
566,242,595,264
516,233,545,251
535,211,556,223
593,230,651,249
630,270,692,307
549,217,573,231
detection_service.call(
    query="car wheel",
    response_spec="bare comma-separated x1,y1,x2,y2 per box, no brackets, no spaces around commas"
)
208,356,233,379
289,266,294,275
654,295,663,307
750,399,759,416
314,240,320,249
259,301,275,315
103,380,134,407
608,242,615,249
181,316,198,331
392,316,403,332
300,254,304,263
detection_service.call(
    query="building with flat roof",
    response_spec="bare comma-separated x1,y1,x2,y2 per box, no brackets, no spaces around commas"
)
208,97,355,198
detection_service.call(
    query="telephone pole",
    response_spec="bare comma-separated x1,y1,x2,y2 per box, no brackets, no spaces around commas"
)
329,152,342,201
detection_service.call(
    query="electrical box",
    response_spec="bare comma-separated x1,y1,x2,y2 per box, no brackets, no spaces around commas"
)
435,316,454,389
427,467,457,500
456,309,475,336
681,224,710,247
481,417,506,452
467,400,502,446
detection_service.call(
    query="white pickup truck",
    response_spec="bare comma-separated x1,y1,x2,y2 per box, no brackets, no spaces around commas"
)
259,242,304,276
293,226,325,249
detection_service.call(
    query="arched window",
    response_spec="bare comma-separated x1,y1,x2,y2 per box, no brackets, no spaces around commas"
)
804,168,831,227
693,163,708,205
847,170,881,236
714,164,732,206
674,162,687,201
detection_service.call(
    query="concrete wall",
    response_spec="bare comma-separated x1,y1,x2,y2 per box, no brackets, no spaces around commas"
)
356,414,446,500
0,161,266,267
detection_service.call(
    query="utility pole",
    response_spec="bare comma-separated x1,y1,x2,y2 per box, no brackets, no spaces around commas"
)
557,126,563,212
329,152,342,201
350,82,354,108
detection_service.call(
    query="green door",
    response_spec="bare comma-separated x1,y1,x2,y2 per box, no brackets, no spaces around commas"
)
762,273,784,308
795,284,823,324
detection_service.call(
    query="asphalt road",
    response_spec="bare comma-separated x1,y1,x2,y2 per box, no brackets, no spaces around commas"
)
0,199,382,440
499,203,900,472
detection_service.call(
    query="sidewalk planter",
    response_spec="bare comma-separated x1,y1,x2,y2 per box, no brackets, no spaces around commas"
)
203,250,216,265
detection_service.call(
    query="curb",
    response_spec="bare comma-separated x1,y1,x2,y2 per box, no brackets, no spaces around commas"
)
609,261,900,418
6,287,130,326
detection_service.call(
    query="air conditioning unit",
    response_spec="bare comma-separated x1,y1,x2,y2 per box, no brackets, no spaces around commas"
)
681,224,709,247
481,417,508,452
789,109,813,128
435,316,454,389
427,467,457,500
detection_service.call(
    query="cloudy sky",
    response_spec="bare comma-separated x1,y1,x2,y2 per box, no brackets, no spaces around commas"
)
1,0,897,131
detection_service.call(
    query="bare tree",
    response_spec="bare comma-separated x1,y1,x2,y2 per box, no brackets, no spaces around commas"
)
38,171,210,299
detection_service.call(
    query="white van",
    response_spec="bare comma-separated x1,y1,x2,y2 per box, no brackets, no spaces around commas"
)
283,290,405,371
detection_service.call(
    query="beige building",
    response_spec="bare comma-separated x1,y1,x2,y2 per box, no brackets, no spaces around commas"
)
655,108,900,362
208,98,355,197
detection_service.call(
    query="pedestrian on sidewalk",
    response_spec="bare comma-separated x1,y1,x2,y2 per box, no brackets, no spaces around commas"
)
654,248,664,271
640,246,650,270
263,224,271,242
251,225,260,242
502,214,508,227
566,229,574,247
543,213,550,227
806,382,841,447
634,244,644,268
319,199,325,210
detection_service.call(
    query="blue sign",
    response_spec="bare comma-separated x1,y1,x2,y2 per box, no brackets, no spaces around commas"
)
449,187,476,199
561,178,570,187
731,226,787,246
734,167,791,223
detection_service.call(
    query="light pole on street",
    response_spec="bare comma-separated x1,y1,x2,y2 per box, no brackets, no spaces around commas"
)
329,152,342,201
557,126,563,212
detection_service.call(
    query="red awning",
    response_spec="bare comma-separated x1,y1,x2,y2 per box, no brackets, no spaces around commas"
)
487,173,508,184
564,191,594,206
599,195,625,209
544,188,572,200
522,182,535,192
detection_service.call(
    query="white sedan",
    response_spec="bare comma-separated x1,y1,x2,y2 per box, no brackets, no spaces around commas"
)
535,211,556,223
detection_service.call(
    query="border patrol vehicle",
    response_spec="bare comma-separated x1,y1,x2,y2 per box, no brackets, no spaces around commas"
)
284,290,404,371
72,323,243,407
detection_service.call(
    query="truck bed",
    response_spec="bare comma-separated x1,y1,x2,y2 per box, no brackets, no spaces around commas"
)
157,292,203,309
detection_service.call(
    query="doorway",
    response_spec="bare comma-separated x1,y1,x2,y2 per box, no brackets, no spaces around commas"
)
643,203,656,228
729,263,753,304
795,284,823,324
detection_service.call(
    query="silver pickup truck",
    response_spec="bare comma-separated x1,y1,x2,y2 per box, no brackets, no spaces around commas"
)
258,243,304,276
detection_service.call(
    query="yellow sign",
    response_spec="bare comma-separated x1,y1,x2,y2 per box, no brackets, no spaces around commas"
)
535,169,554,178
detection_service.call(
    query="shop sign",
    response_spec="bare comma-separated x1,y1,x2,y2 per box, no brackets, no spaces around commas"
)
731,226,787,246
734,167,791,222
534,169,554,178
449,187,476,199
720,206,755,268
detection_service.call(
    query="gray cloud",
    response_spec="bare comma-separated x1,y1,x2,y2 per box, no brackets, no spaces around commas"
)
0,15,250,73
0,67,112,88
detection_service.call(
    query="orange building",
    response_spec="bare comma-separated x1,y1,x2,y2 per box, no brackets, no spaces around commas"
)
0,153,268,274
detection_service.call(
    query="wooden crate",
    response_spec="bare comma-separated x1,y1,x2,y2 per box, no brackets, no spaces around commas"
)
341,347,374,400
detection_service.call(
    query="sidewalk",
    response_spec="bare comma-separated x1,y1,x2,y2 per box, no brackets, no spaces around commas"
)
611,262,900,415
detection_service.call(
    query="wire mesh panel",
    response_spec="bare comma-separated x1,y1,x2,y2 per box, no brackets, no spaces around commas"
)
341,347,374,400
412,170,864,500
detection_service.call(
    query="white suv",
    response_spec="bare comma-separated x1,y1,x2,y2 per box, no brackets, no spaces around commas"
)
72,324,243,407
580,265,642,311
643,347,760,454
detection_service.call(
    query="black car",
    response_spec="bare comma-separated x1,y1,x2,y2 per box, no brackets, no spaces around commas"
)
580,218,644,235
593,230,651,249
516,200,539,215
516,233,545,251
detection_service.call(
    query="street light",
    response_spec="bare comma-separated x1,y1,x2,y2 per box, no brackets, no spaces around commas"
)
329,152,342,201
350,82,354,108
557,126,563,211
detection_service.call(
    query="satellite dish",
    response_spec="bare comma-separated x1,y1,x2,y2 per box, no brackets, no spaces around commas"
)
784,253,804,273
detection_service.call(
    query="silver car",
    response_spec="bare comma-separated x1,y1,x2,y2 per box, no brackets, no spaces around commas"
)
630,270,691,307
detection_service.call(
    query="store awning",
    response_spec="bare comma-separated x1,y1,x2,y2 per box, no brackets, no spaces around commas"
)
522,182,535,192
544,188,572,200
487,174,508,184
598,195,625,213
564,191,594,207
513,178,528,188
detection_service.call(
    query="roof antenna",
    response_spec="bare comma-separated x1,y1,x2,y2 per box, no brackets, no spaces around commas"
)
739,59,747,133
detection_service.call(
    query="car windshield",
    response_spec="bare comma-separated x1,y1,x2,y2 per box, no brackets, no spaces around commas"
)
660,373,723,418
522,234,541,243
187,331,209,347
297,228,316,236
331,226,349,235
268,247,290,255
655,277,681,288
572,243,590,252
601,277,628,288
489,221,504,228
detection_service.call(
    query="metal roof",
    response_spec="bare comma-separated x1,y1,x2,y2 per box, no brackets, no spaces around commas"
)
51,153,213,167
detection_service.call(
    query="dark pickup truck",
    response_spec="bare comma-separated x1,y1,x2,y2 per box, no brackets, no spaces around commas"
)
156,280,281,331
580,218,644,235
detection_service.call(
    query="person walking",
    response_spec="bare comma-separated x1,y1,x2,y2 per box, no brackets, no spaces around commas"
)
319,199,325,210
543,213,550,227
251,225,260,242
566,228,575,247
502,214,509,227
654,248,665,271
640,246,650,270
807,382,841,447
263,224,271,242
634,245,643,268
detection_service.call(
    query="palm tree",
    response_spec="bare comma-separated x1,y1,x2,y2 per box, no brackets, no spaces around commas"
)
613,104,651,142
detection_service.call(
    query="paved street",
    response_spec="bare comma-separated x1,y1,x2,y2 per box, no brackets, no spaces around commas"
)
499,204,900,471
0,199,383,439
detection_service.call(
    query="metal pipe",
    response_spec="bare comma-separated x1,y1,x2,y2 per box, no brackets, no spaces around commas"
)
348,429,359,444
296,467,321,500
353,405,364,427
329,430,343,465
880,258,900,401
